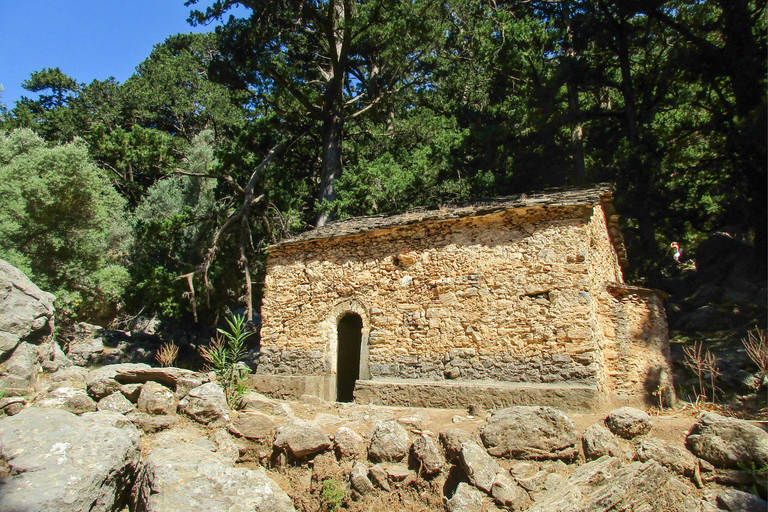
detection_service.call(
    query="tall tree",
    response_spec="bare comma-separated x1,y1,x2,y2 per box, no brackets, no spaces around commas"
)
186,0,446,226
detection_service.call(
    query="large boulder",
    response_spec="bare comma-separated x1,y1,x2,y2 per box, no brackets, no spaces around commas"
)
273,418,331,459
334,426,365,459
350,462,376,494
0,259,55,358
35,386,97,414
368,420,411,463
605,407,653,439
440,427,473,464
410,434,444,476
445,483,490,512
178,382,229,425
137,381,178,416
0,341,41,396
582,423,623,461
460,440,502,493
113,366,210,398
480,406,578,461
686,412,768,469
526,456,698,512
634,437,698,477
66,322,105,366
229,411,278,441
132,441,295,512
0,407,139,512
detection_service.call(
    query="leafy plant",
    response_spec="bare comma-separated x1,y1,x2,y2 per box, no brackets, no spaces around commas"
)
320,478,345,512
199,314,252,408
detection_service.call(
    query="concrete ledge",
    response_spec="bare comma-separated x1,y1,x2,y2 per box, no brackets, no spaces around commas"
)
354,379,605,413
250,374,335,402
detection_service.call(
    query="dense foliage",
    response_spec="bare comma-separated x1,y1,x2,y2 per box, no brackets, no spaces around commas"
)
0,0,764,328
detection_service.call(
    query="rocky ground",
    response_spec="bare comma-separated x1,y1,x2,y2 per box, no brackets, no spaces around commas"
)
0,360,766,512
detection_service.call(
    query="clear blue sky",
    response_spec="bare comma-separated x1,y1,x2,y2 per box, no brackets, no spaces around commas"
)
0,1,238,107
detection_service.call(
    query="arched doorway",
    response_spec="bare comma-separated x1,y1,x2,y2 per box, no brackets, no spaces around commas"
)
336,313,363,402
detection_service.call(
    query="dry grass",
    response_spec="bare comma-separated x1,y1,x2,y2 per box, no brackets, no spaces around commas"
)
155,342,179,367
742,327,768,381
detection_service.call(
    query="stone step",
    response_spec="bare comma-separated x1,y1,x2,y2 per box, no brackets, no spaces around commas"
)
353,378,602,413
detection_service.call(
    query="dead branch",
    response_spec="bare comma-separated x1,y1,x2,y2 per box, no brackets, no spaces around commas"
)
176,141,285,321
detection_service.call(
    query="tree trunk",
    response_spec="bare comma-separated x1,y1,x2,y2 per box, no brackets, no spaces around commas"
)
563,1,586,184
316,77,345,228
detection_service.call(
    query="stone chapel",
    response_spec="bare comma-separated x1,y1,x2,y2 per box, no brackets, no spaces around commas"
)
252,185,674,412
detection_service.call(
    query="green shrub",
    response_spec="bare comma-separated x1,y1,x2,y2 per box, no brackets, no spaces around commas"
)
0,129,132,324
200,314,252,408
320,478,345,512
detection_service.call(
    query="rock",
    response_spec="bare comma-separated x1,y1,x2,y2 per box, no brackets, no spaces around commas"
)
38,339,72,372
91,362,153,380
460,440,502,493
0,396,26,416
0,259,55,358
85,364,151,399
314,413,344,425
212,429,241,464
273,418,331,459
126,411,178,433
193,437,217,452
717,489,767,512
36,386,97,414
87,372,123,400
480,406,578,460
300,393,323,403
47,365,89,388
350,462,376,494
178,382,230,425
686,412,768,469
132,441,295,512
138,381,178,415
81,409,135,430
440,427,472,464
515,469,549,492
582,423,623,460
369,420,411,463
544,472,565,490
605,407,653,439
0,341,41,396
446,482,486,512
526,456,698,512
67,322,105,366
0,407,139,512
97,391,135,415
634,437,698,477
491,472,531,511
113,366,209,398
410,434,444,475
369,464,391,490
510,461,539,480
229,411,278,441
397,415,424,429
121,383,143,402
334,426,365,459
239,391,280,413
384,463,412,482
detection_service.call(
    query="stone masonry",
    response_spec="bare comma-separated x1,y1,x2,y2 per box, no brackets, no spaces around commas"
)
255,186,674,411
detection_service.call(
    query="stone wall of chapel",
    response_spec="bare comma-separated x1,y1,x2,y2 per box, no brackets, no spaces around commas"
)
598,287,674,402
258,205,612,385
585,203,624,394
